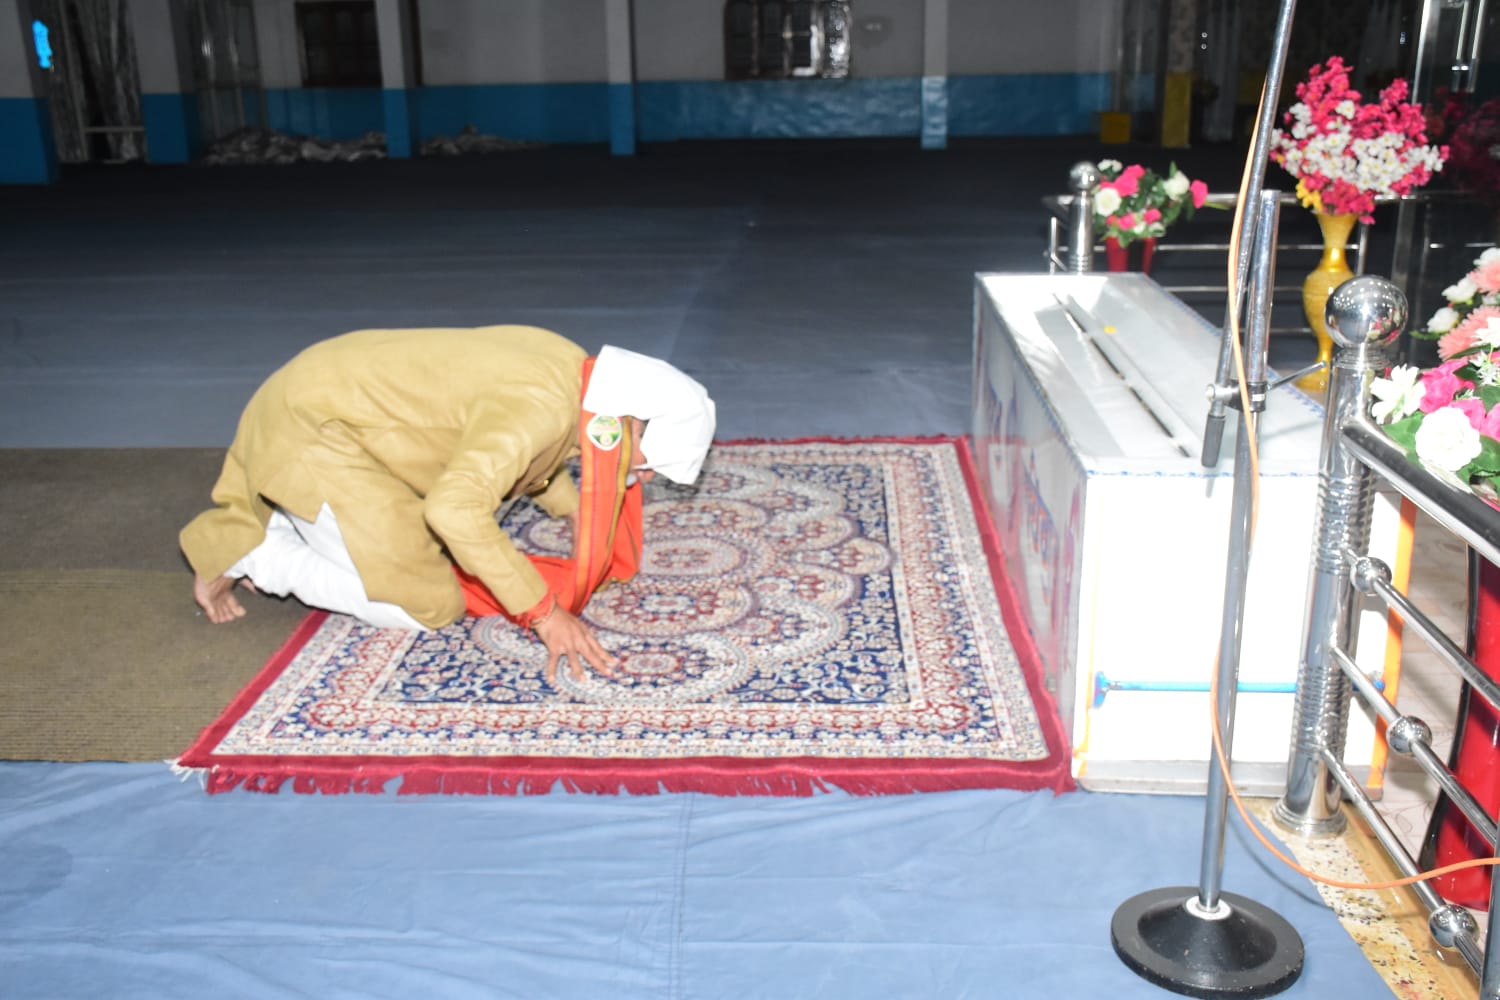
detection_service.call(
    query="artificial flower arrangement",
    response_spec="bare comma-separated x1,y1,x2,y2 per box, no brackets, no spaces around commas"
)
1372,247,1500,492
1419,247,1500,360
1271,56,1447,222
1092,159,1210,248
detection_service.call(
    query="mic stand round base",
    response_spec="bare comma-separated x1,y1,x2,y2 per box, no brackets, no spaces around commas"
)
1111,886,1304,998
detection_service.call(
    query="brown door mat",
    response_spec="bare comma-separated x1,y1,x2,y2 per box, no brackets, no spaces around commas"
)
0,450,311,762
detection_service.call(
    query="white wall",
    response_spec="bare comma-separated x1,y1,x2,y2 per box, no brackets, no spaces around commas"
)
635,0,1116,81
633,0,721,81
419,0,606,86
243,0,1122,93
949,0,1122,75
2,0,45,98
848,0,923,78
251,0,301,88
128,0,189,93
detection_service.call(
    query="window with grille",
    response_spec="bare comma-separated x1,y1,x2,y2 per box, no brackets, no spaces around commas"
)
296,0,381,87
724,0,850,80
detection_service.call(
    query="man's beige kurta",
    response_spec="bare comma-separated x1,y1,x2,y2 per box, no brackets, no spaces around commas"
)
180,325,586,628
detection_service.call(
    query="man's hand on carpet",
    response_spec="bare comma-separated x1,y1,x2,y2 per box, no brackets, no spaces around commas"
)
193,573,249,624
535,606,620,685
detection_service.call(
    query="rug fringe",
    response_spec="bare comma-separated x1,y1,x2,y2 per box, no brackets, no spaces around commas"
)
165,758,208,789
194,760,1073,797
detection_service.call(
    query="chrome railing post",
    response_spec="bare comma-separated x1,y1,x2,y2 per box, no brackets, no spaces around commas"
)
1274,276,1409,834
1066,162,1100,274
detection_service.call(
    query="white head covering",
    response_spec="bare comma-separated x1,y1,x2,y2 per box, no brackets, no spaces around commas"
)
582,346,717,484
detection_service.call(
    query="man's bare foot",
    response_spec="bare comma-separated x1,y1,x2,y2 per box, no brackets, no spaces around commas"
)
194,573,248,624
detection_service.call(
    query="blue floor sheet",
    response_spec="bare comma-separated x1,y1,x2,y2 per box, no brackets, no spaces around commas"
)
0,763,1387,999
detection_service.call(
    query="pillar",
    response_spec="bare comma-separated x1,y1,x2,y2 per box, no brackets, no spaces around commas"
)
1160,0,1196,148
604,0,636,156
375,0,417,157
128,0,198,163
920,0,948,150
0,0,58,183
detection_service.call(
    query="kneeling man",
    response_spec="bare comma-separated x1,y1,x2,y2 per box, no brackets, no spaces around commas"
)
180,326,715,681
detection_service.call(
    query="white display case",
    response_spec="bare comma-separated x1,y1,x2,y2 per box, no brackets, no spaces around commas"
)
970,272,1395,794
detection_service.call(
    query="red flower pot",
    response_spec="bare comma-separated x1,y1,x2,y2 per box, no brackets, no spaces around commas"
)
1104,236,1156,274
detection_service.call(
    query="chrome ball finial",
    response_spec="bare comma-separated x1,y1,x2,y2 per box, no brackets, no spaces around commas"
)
1068,161,1101,195
1326,275,1408,349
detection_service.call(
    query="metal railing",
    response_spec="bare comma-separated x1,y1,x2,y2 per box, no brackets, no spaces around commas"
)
1049,164,1500,994
1043,187,1373,336
1275,279,1500,997
1044,183,1492,344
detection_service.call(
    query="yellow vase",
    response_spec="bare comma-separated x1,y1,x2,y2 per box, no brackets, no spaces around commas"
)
1295,211,1358,394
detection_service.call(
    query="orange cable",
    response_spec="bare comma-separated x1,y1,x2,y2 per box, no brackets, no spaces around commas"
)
1211,81,1500,894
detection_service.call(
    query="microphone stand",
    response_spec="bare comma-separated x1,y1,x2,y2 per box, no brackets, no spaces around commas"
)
1111,0,1310,994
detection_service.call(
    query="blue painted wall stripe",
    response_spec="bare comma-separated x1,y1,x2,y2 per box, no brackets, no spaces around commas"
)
416,83,610,144
0,97,58,185
608,82,635,156
246,74,1113,151
636,78,922,141
383,87,414,158
141,92,199,164
265,88,385,140
948,72,1112,136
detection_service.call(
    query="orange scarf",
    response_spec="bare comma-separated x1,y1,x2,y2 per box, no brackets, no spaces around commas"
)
453,357,643,622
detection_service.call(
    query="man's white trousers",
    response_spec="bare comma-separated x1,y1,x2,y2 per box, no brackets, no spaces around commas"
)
228,503,425,631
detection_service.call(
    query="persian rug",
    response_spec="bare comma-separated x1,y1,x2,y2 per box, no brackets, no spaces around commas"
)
178,438,1072,795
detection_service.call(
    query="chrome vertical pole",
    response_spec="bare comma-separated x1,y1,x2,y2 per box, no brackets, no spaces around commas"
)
1199,190,1280,907
1113,190,1305,998
1066,161,1100,274
1274,276,1409,835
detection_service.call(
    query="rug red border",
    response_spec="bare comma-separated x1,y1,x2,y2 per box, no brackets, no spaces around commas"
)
178,437,1075,796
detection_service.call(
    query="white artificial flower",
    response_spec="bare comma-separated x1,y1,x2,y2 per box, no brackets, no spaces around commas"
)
1336,100,1357,118
1415,406,1482,473
1093,187,1122,216
1162,172,1190,200
1098,159,1123,174
1427,307,1461,334
1477,354,1500,387
1370,365,1425,423
1478,247,1500,268
1482,317,1500,350
1445,277,1479,304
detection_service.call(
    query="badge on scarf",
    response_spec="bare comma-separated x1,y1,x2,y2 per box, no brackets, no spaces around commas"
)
585,414,623,451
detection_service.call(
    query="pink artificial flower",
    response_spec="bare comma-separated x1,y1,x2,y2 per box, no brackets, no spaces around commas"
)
1190,180,1208,209
1143,207,1162,223
1471,257,1500,294
1118,212,1136,230
1420,360,1475,412
1452,305,1500,350
1451,394,1500,440
1451,396,1489,431
1115,166,1145,197
1438,326,1478,361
